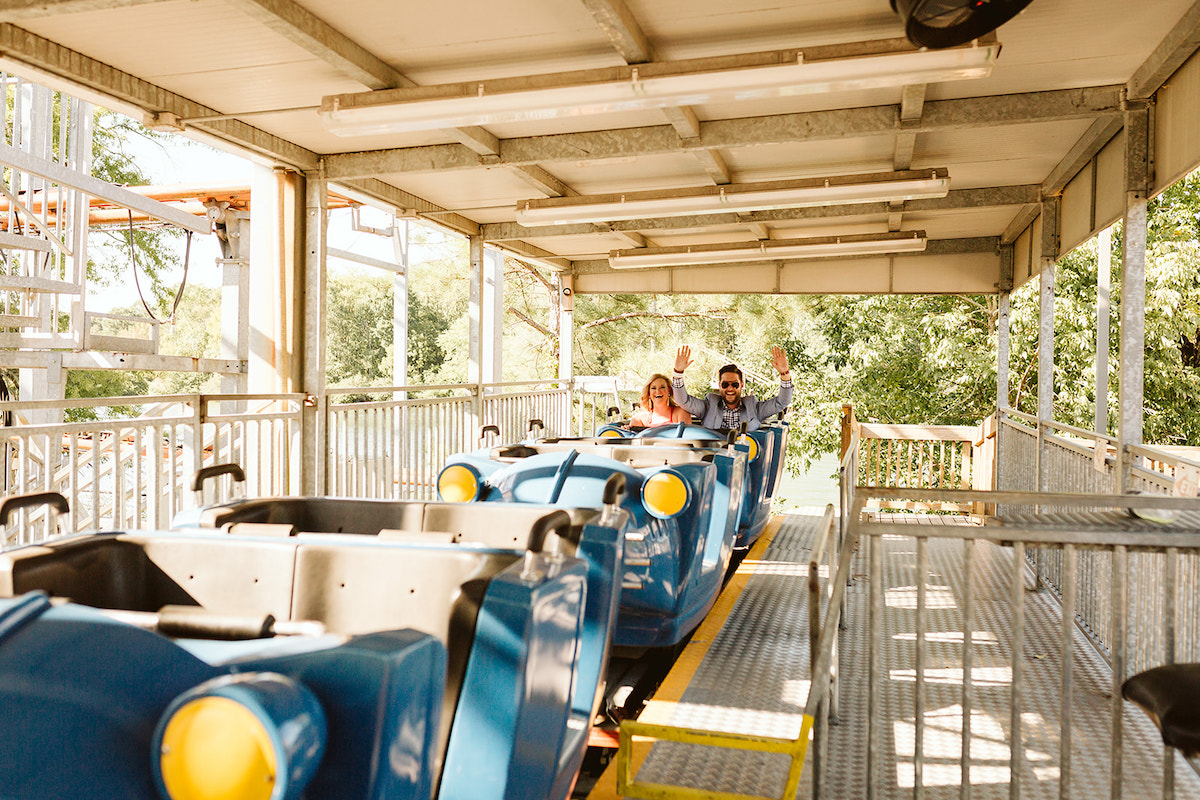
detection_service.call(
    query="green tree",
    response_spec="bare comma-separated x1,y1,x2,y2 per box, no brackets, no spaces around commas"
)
326,271,396,388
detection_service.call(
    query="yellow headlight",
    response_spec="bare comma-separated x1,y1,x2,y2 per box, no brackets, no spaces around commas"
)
438,464,480,502
736,434,760,461
159,696,276,800
599,428,623,438
642,471,690,518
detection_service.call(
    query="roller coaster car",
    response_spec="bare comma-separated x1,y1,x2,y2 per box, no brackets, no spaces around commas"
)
578,420,789,549
439,439,744,650
0,499,624,800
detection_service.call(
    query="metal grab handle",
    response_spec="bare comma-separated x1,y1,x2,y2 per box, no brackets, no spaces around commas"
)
528,509,577,552
479,424,500,439
607,406,621,421
191,463,246,493
603,472,627,506
600,473,627,528
0,492,69,526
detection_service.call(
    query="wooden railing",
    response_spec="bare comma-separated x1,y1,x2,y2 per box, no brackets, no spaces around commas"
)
841,405,991,513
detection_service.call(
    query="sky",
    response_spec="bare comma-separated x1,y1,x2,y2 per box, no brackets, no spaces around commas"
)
89,128,252,311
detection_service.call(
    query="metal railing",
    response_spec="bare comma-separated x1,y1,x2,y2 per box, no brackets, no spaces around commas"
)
825,487,1200,799
322,380,573,500
0,394,302,545
1,380,601,544
840,404,980,513
323,385,476,501
996,408,1119,496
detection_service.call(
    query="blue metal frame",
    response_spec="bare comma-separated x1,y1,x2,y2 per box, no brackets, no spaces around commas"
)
444,445,741,649
0,525,599,800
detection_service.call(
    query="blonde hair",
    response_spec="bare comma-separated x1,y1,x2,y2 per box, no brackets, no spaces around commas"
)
640,373,681,412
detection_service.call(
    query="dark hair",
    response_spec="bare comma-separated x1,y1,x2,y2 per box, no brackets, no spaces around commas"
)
717,364,743,381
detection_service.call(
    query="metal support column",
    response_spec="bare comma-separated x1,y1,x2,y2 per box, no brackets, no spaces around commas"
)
468,234,484,428
1037,197,1059,494
558,273,575,432
997,243,1014,411
392,219,410,390
1096,225,1112,436
1119,107,1150,492
248,165,304,395
558,273,574,382
302,171,327,495
216,207,250,397
482,246,504,384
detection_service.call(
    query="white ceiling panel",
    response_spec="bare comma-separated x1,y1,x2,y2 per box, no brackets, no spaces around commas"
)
1,0,1195,294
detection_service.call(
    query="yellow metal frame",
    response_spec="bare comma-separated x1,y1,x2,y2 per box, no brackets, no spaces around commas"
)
615,714,814,800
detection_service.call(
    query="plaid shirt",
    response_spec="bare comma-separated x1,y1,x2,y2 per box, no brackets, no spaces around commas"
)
721,402,743,430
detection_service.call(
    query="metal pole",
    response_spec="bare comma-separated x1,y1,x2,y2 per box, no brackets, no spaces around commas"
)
1118,107,1149,494
469,235,484,431
1095,226,1111,437
302,172,326,495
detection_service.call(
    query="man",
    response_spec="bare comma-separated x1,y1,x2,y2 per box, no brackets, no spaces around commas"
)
671,345,792,431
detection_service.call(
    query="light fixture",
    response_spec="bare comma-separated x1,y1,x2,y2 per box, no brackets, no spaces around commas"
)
515,168,950,226
608,231,927,269
319,38,998,136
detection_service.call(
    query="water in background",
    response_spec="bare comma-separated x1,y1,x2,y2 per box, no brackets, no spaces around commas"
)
774,451,840,512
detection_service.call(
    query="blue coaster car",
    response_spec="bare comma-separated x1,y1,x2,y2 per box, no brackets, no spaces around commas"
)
0,499,622,800
577,421,788,549
439,440,744,650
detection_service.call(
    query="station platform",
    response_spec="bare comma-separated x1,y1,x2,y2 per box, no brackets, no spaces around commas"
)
588,509,822,799
588,507,1200,800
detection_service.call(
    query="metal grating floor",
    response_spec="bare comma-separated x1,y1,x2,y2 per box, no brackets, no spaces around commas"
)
603,508,1200,799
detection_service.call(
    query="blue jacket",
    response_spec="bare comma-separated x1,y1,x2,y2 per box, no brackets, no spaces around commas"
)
672,376,792,431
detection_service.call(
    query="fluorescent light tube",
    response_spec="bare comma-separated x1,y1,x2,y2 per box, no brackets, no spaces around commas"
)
608,231,927,269
515,169,950,226
320,38,997,136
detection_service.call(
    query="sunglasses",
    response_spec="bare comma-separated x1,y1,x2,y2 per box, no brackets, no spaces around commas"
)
720,381,741,389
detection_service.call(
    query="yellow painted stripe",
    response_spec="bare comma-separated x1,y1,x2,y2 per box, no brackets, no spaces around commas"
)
587,515,786,800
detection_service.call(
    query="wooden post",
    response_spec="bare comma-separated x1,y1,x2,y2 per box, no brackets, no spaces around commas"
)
840,404,856,460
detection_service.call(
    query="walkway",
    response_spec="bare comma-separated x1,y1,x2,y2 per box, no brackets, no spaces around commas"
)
589,508,1200,799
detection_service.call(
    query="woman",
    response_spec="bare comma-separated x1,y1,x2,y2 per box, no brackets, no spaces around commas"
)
629,373,692,427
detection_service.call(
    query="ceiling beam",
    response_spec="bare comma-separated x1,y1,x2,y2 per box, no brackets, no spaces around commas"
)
580,0,654,64
511,164,578,198
1127,0,1200,100
579,0,730,186
0,23,320,171
1001,203,1040,244
482,185,1040,241
610,230,648,248
0,22,475,224
0,0,169,20
495,240,573,272
235,0,410,91
332,177,479,236
324,85,1125,180
1041,114,1124,196
233,0,506,159
893,83,925,171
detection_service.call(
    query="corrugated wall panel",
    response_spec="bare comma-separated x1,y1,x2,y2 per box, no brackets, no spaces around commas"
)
892,252,1000,294
1060,160,1095,255
671,264,777,293
1096,130,1126,230
1154,47,1200,193
780,257,891,293
576,270,671,294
